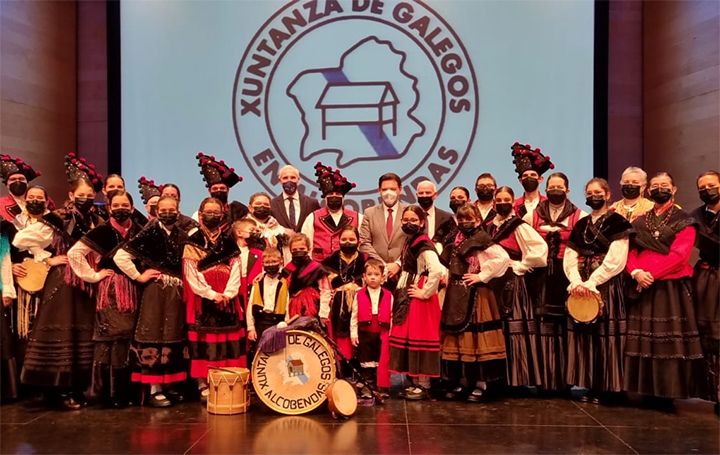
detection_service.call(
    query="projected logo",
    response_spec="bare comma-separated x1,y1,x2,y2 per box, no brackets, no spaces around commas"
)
233,0,478,210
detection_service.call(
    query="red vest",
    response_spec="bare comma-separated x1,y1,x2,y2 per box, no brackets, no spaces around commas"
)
498,231,522,261
311,207,359,262
532,209,581,259
356,287,391,328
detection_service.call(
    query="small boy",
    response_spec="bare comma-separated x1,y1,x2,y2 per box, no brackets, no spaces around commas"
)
233,218,265,305
246,248,288,362
352,259,392,398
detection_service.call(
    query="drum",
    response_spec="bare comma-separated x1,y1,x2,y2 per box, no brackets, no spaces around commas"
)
567,293,602,323
326,379,357,418
252,330,336,415
207,367,251,415
16,258,49,293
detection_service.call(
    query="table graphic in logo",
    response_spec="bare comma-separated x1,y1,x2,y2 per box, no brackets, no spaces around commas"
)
234,0,479,208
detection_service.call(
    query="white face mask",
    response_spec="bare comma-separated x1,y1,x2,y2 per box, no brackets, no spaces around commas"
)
381,189,398,207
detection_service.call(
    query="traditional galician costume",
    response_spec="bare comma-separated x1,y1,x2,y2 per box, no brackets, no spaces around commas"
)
488,214,548,387
354,284,393,392
13,155,104,408
183,224,246,382
519,149,587,392
389,232,444,387
322,247,368,366
302,162,360,262
282,254,331,320
691,198,720,406
439,224,509,401
68,202,142,406
115,197,190,399
0,154,43,222
563,210,632,400
625,204,705,399
193,152,249,227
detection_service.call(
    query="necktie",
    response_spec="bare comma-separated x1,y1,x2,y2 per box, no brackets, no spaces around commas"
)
386,208,394,240
424,211,430,235
288,197,296,230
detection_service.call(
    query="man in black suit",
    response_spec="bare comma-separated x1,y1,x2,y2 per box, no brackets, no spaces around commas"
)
416,180,453,241
270,165,320,234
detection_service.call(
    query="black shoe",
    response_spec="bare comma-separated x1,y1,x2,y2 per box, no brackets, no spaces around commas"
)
445,387,465,401
70,391,88,407
466,388,486,403
405,387,429,401
149,392,172,408
164,389,186,404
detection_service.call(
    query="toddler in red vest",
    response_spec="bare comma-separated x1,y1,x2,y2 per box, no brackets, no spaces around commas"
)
353,259,392,399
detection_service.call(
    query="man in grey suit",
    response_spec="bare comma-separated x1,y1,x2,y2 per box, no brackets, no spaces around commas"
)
359,173,408,283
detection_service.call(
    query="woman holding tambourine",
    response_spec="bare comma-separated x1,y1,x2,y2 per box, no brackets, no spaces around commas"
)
563,178,632,405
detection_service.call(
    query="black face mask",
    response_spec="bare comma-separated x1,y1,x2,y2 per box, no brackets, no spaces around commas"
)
340,242,358,255
202,214,223,229
111,208,131,223
158,212,178,226
547,189,567,205
253,206,270,221
521,177,539,193
449,200,464,214
211,191,228,204
457,222,476,236
264,264,280,276
699,188,720,206
476,187,494,202
401,223,421,236
26,200,46,216
417,196,434,210
495,203,514,217
621,184,641,200
649,187,673,204
291,250,309,266
282,181,297,195
585,195,606,210
247,232,266,249
326,196,343,211
74,197,95,213
148,205,158,216
9,181,27,197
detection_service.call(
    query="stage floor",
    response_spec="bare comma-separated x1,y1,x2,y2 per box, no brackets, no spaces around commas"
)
1,395,718,454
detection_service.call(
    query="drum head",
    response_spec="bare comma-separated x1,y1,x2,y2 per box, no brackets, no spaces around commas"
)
326,379,358,417
16,259,48,293
252,330,336,415
567,294,600,323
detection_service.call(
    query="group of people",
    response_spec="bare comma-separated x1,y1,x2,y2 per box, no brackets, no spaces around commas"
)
0,143,717,416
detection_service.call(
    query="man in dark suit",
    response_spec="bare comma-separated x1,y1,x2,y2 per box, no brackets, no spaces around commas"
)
416,180,453,241
270,165,320,234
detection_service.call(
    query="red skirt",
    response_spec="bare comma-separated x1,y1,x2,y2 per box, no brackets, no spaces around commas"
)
388,293,441,377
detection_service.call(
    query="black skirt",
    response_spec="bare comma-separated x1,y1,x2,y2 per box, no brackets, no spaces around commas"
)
624,277,706,398
20,266,94,389
130,281,188,385
693,263,719,402
1,306,18,400
566,272,627,392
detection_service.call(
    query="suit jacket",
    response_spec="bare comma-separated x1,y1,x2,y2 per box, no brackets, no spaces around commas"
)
271,193,321,231
359,202,408,264
431,207,453,237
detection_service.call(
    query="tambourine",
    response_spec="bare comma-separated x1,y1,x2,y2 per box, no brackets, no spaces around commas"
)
325,379,357,418
16,258,49,293
567,293,602,324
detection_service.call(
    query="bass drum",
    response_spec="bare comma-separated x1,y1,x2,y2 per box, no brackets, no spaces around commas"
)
252,330,336,415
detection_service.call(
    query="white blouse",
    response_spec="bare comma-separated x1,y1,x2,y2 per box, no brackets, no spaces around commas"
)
493,218,548,276
67,242,104,283
563,237,630,294
397,249,445,301
1,249,16,299
12,222,55,263
183,255,242,301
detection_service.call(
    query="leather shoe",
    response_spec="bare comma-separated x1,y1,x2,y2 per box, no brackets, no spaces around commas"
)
445,387,465,401
149,392,172,408
404,387,429,401
59,394,84,411
466,388,486,403
165,389,186,404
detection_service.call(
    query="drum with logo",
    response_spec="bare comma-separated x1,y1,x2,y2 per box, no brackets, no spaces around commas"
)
207,367,251,415
252,330,336,415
